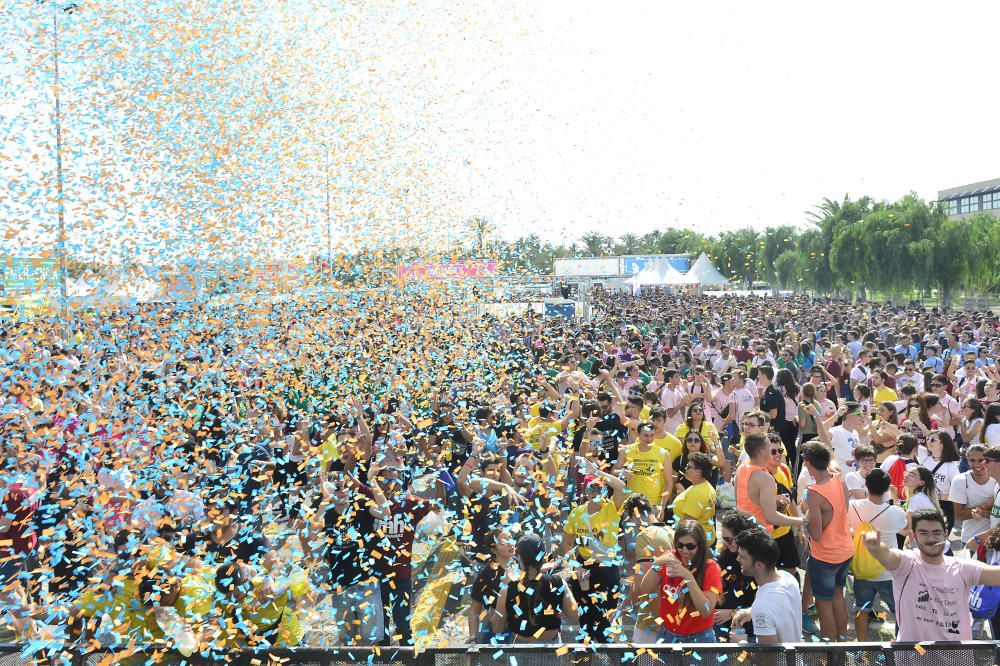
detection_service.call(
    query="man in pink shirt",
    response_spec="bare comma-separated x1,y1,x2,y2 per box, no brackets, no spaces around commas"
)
863,508,1000,641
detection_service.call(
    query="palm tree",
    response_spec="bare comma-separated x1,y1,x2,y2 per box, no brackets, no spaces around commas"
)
580,232,612,257
464,216,495,255
617,233,642,254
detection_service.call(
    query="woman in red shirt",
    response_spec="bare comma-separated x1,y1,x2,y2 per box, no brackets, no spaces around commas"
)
638,520,722,643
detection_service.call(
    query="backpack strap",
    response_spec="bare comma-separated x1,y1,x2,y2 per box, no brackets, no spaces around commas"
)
855,504,891,527
870,504,891,525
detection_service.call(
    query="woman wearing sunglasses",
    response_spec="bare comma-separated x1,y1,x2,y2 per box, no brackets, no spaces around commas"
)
675,403,730,483
672,431,722,491
713,511,759,642
638,520,722,643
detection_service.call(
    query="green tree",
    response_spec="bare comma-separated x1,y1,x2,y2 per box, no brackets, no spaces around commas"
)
756,226,799,283
617,233,642,255
580,232,613,257
773,249,807,289
464,216,495,255
654,229,709,255
964,212,1000,294
805,195,872,294
709,228,761,285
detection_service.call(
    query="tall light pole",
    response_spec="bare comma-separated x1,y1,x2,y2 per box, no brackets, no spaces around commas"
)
50,2,77,314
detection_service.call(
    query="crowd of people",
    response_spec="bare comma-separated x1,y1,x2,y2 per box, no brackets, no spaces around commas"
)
3,288,1000,657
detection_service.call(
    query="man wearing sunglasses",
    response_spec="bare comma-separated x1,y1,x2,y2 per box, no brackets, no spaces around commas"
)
320,458,392,645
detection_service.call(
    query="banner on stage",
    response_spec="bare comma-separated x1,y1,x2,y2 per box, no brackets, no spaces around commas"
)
397,261,497,280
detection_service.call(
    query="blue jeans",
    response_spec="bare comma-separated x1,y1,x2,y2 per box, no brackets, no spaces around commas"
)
853,578,895,613
806,556,851,601
659,627,717,644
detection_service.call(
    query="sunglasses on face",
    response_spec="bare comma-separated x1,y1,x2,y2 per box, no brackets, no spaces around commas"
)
676,542,699,551
721,535,736,544
770,448,782,455
690,408,704,413
685,437,702,443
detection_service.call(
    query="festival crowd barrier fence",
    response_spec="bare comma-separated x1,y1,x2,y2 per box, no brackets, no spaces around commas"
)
5,642,1000,666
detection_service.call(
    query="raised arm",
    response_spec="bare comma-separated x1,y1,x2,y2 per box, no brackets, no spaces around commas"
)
585,460,626,508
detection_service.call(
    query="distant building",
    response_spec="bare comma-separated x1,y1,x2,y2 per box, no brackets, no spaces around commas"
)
937,177,1000,219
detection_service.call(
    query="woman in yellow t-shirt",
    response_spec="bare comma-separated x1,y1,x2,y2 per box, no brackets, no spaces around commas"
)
559,464,626,643
675,402,730,481
672,452,717,546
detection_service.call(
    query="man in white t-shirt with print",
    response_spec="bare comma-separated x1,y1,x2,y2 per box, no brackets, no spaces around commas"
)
819,402,864,473
928,375,960,439
951,444,998,546
731,528,802,644
848,468,907,640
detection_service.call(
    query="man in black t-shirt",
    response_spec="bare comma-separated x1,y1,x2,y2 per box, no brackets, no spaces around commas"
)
319,460,391,645
594,392,628,466
758,365,785,423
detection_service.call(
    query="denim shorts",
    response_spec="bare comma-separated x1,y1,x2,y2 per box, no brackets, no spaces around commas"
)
806,556,852,601
853,578,895,613
659,627,717,644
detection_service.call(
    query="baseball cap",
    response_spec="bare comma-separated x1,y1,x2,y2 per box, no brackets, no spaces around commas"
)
516,534,546,566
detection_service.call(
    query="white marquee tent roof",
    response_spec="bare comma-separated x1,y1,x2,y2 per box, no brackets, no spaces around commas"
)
687,253,730,286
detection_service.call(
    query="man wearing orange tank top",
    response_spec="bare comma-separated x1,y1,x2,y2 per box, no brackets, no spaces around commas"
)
801,440,854,643
735,433,804,533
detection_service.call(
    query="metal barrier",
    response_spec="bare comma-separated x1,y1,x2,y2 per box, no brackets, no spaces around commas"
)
1,643,999,666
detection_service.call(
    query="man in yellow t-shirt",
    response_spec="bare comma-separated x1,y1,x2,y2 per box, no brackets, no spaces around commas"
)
650,407,683,461
614,421,673,513
672,452,717,545
870,370,898,407
559,464,627,643
522,402,564,449
560,466,626,565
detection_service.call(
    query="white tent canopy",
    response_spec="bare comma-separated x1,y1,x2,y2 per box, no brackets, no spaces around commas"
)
687,253,730,286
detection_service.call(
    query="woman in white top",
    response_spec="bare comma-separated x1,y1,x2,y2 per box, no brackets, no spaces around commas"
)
815,383,838,421
983,403,1000,447
922,430,962,533
959,398,985,446
902,467,941,547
